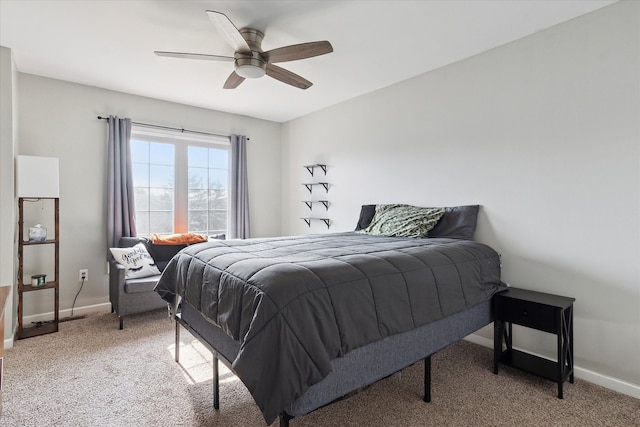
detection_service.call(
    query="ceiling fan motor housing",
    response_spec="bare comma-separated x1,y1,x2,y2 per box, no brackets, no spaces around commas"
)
234,28,267,78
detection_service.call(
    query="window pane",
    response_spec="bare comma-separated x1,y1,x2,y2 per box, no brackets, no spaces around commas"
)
209,169,228,188
210,210,227,232
149,211,173,234
135,212,149,235
209,149,228,169
131,137,177,237
149,165,174,188
188,146,208,168
150,188,173,210
130,140,149,163
134,187,149,210
188,210,208,233
188,189,208,210
187,146,229,236
209,189,228,209
188,167,208,190
149,142,174,165
132,163,149,187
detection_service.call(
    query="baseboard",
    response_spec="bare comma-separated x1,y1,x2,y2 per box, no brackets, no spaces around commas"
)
22,302,112,325
3,302,113,350
464,333,640,400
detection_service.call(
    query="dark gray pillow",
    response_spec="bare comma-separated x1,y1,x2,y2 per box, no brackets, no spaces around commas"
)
355,205,376,231
429,205,479,239
355,204,479,240
118,236,148,248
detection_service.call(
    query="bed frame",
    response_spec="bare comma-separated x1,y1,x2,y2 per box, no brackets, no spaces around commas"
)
174,299,493,426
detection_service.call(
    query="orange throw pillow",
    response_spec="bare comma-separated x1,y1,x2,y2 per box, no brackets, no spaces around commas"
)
151,233,207,245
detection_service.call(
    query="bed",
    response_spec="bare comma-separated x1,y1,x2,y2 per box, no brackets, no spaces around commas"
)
155,205,506,425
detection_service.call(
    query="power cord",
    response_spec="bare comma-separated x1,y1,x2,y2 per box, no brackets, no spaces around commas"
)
70,276,85,317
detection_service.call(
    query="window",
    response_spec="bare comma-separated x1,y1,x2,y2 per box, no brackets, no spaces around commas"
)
130,127,230,237
186,145,229,236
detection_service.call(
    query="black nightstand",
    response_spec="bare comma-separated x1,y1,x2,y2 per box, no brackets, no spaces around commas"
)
493,287,575,398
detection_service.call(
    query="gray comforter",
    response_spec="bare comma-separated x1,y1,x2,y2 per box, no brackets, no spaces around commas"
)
155,232,505,424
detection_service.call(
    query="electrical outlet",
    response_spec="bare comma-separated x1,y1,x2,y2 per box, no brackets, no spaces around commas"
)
79,269,88,281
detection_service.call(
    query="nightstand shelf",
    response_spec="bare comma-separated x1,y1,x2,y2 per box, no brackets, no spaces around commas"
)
499,349,561,383
493,287,575,399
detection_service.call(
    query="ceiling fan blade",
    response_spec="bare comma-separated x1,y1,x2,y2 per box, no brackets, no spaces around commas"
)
206,11,251,54
266,64,312,89
154,51,234,62
223,71,245,89
263,41,333,63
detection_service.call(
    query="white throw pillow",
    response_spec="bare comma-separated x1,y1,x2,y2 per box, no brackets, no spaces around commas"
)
110,243,161,279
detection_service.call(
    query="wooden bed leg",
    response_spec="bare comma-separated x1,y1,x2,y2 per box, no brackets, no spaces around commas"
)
213,356,220,410
279,412,293,427
424,355,432,403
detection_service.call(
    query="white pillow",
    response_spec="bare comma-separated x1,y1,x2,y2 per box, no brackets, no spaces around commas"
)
110,243,161,279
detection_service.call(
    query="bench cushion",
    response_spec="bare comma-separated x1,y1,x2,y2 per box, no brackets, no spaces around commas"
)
124,274,163,294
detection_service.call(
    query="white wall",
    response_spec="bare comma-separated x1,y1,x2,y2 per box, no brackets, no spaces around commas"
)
15,74,282,319
282,2,639,391
0,46,18,341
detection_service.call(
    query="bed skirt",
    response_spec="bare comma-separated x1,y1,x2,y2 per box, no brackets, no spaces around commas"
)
180,299,493,418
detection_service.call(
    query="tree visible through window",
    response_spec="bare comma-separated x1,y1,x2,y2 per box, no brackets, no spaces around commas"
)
130,127,229,237
187,146,228,236
131,140,175,235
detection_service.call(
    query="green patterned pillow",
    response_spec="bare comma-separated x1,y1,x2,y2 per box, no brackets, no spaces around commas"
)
360,204,445,238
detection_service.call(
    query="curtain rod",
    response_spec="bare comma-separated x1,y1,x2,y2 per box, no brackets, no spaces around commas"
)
96,116,249,140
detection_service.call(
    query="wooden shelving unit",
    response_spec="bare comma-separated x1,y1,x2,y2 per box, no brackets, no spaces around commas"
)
16,197,60,339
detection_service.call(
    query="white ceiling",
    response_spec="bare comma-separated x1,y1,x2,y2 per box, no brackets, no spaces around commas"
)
0,0,616,123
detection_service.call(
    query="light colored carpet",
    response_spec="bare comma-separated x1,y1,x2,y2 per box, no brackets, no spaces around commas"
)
2,309,638,426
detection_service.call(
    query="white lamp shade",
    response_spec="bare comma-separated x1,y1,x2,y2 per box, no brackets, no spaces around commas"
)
16,155,60,198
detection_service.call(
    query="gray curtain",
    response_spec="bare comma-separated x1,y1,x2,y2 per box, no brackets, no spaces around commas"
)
229,134,250,239
106,116,136,250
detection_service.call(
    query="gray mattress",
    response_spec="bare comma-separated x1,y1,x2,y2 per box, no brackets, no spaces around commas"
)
156,232,505,423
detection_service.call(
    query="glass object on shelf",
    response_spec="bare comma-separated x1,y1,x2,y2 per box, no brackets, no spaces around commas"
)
28,224,47,242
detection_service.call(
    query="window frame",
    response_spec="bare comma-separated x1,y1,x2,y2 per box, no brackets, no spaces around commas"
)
130,125,231,237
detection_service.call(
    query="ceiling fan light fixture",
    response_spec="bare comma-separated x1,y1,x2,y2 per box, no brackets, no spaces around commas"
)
234,55,267,79
236,64,266,79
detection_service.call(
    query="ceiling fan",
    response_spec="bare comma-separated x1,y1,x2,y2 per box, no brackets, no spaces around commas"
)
155,11,333,90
